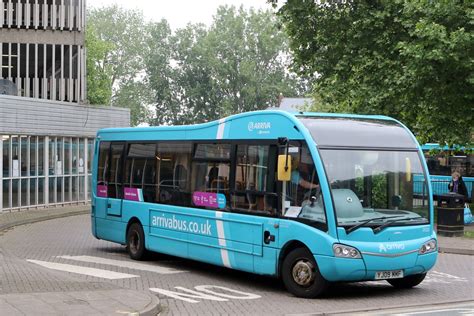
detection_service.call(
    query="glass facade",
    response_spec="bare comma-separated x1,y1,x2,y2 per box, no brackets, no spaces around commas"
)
0,135,93,212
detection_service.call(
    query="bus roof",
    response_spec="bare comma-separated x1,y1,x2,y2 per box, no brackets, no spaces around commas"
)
98,110,396,135
96,110,416,149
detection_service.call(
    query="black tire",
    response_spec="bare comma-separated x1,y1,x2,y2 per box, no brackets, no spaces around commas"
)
281,247,328,298
387,273,426,289
126,222,147,260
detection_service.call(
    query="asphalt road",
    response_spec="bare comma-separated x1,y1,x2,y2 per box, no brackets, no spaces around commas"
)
0,215,472,315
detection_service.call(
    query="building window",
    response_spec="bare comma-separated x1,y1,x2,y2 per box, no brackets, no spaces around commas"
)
38,137,44,176
3,180,9,209
3,136,9,177
20,136,28,177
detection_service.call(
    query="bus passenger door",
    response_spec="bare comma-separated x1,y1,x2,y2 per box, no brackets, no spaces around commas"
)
95,141,110,219
231,144,280,275
106,142,125,217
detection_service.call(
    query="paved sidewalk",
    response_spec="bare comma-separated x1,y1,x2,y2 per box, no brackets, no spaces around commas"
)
0,205,89,233
0,289,160,316
437,224,474,256
0,205,161,316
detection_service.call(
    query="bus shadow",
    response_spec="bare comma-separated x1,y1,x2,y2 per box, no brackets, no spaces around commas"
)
93,246,423,299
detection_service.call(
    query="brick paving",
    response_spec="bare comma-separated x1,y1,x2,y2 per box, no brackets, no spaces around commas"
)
0,206,472,315
0,205,160,316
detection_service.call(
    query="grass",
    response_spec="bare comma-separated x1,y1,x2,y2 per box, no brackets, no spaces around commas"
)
464,230,474,239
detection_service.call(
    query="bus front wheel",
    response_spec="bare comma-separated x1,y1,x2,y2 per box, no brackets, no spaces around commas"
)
281,247,328,298
387,273,426,289
126,222,147,260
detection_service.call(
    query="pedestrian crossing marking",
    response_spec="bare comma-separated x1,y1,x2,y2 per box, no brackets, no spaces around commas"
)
57,255,187,274
27,259,139,280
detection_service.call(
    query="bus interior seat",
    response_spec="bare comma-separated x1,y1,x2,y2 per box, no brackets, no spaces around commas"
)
210,178,228,192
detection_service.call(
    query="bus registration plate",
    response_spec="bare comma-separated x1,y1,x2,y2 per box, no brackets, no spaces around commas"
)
375,270,403,280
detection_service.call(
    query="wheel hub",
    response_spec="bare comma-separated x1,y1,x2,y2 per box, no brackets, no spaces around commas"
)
292,260,315,286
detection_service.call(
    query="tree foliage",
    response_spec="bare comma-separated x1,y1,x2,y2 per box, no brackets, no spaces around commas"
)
86,5,152,125
85,24,114,105
87,5,308,126
273,0,473,145
146,6,308,125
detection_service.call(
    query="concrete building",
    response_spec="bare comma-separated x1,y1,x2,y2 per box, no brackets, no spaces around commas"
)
1,1,131,212
1,0,86,102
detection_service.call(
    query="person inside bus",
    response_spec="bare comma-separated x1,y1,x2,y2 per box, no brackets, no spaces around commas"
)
290,155,320,206
207,166,219,190
448,171,468,198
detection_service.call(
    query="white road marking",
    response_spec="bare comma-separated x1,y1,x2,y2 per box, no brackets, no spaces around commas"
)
194,285,261,300
27,259,139,280
57,255,186,274
424,271,468,284
149,285,261,303
150,287,228,303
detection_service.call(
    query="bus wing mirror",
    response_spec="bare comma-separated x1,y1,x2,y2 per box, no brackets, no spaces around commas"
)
278,155,291,181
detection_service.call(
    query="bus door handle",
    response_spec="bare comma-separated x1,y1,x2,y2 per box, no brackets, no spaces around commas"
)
107,202,111,209
264,231,275,244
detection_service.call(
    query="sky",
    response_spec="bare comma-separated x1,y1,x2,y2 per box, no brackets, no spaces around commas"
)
88,0,274,29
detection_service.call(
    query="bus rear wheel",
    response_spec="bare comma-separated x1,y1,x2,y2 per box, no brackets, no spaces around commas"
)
281,247,328,298
126,222,147,260
387,273,426,289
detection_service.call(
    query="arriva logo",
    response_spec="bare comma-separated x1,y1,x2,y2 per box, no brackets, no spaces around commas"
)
379,243,405,252
247,121,271,132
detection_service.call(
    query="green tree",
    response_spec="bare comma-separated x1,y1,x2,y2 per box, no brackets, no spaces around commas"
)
146,6,308,125
86,5,152,125
144,20,177,124
273,0,473,145
85,24,114,105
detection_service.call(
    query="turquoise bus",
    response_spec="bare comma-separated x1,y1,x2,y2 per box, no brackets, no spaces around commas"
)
91,110,437,298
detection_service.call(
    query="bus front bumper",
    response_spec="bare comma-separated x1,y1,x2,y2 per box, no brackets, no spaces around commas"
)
315,251,437,282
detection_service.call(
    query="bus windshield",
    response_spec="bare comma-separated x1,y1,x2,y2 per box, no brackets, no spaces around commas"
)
319,149,430,226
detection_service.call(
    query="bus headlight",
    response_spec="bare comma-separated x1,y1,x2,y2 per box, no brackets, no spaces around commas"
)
419,239,437,254
333,244,361,259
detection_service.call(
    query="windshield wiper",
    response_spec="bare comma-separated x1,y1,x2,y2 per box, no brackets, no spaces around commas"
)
373,217,428,234
345,216,405,234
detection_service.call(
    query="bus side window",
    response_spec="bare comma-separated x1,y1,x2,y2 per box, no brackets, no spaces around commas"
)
232,144,277,215
108,143,124,198
97,142,110,186
124,143,156,201
157,142,192,206
191,143,231,209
